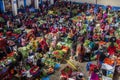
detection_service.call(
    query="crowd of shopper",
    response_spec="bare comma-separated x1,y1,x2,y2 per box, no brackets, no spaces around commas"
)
0,1,120,80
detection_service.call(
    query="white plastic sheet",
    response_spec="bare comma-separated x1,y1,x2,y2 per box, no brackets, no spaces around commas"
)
101,63,115,72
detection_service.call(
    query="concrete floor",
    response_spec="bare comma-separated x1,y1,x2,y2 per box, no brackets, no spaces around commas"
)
50,60,97,80
50,59,120,80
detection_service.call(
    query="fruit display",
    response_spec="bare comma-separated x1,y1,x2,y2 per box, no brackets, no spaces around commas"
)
44,58,56,67
30,14,35,19
0,52,16,64
0,53,16,77
48,10,54,15
72,9,78,16
18,44,31,58
71,16,81,23
37,19,46,26
61,46,69,53
116,28,120,37
53,50,64,58
0,17,5,23
61,66,72,77
84,40,90,47
13,28,22,34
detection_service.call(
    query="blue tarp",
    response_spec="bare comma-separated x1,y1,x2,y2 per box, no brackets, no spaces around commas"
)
54,63,60,70
73,2,120,11
112,6,120,11
42,77,50,80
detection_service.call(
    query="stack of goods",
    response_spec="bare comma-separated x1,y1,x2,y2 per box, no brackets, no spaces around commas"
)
60,66,72,79
71,16,81,23
0,52,17,79
100,57,115,80
18,44,31,58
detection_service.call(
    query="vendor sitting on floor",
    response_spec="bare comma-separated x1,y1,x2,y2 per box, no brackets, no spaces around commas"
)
29,50,35,56
36,42,42,53
0,49,7,60
5,43,13,54
99,50,109,66
37,58,45,68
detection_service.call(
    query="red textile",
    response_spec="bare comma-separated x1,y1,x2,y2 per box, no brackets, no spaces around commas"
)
116,39,120,44
93,34,99,39
0,38,6,48
40,39,47,49
61,27,66,33
0,32,3,37
6,31,12,37
110,29,115,34
101,24,105,30
108,46,116,55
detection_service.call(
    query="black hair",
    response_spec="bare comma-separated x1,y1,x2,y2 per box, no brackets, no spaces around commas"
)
94,68,99,73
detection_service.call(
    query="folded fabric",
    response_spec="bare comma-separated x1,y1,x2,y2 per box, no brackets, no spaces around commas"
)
101,63,114,72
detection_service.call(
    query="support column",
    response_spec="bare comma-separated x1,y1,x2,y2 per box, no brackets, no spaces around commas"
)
0,0,5,12
12,0,17,15
24,0,26,8
40,0,43,5
18,0,24,8
2,0,5,12
26,0,31,6
35,0,39,9
50,0,54,5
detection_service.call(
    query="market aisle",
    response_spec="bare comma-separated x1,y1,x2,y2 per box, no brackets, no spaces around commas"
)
50,60,97,80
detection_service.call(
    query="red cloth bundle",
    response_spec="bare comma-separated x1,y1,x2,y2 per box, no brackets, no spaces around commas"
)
6,31,12,37
108,46,116,55
0,38,6,48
